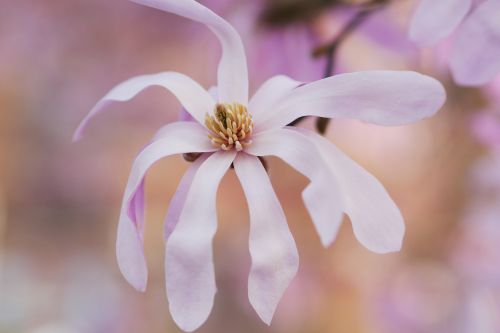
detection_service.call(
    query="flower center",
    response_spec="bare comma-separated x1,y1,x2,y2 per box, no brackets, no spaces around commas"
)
205,103,253,151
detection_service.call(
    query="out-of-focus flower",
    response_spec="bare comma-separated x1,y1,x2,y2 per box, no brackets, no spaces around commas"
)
409,0,500,86
74,0,446,331
376,261,500,333
471,110,500,150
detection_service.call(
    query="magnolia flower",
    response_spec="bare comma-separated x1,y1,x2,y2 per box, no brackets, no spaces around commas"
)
409,0,500,86
74,0,445,331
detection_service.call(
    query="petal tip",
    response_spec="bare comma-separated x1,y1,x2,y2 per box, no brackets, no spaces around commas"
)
72,131,83,143
117,259,148,292
169,307,211,333
252,306,274,326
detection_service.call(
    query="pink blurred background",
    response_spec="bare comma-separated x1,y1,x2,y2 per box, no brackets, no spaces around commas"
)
1,0,499,332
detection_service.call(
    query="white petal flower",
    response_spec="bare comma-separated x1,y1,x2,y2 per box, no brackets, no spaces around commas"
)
75,0,446,331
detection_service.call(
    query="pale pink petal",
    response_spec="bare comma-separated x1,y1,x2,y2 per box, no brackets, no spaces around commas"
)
165,151,236,332
73,72,215,141
175,86,218,127
117,122,216,292
451,0,500,86
296,129,405,253
234,153,299,325
409,0,472,46
164,154,208,240
246,129,343,247
130,0,248,104
248,75,302,123
255,71,446,133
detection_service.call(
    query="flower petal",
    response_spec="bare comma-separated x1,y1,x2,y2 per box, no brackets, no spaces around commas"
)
130,0,248,104
255,71,446,133
295,128,405,253
248,75,302,123
246,129,343,248
165,151,236,332
450,0,500,86
73,72,215,141
164,154,208,240
409,0,472,46
234,153,299,325
117,121,216,292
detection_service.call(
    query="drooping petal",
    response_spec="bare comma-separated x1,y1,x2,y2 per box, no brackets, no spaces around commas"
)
234,153,299,325
254,71,446,133
246,129,343,247
165,151,236,332
409,0,472,46
130,0,248,104
73,72,215,141
248,75,302,123
117,121,216,292
164,154,208,240
295,128,405,254
450,0,500,86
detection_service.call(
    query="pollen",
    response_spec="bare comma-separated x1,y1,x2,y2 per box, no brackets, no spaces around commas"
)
205,103,253,151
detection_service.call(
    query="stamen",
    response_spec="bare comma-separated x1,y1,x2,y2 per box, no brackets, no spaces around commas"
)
205,103,253,151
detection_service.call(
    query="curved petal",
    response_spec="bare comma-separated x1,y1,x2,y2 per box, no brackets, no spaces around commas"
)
130,0,248,104
164,154,208,240
73,72,215,141
295,128,405,254
165,150,236,332
254,71,446,133
174,86,218,128
248,75,302,123
246,129,343,248
409,0,471,46
234,153,299,325
450,0,500,86
117,122,216,292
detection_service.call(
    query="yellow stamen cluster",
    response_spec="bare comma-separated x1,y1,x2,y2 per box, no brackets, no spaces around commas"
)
205,103,253,151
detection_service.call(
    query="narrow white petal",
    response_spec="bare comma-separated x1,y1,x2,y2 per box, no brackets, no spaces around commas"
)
164,154,208,240
296,128,405,253
130,0,248,104
117,122,216,292
234,153,299,325
74,72,215,141
165,151,236,332
249,75,302,123
246,129,344,247
255,71,446,133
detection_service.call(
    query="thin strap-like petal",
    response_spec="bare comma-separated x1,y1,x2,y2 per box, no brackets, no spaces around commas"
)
254,71,446,133
246,129,344,248
296,128,405,254
234,153,299,325
248,75,301,123
116,122,216,292
450,0,500,86
130,0,248,104
409,0,472,46
164,154,208,240
165,150,236,332
74,72,215,141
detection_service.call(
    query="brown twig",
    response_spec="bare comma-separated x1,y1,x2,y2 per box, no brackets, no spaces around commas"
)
289,1,387,131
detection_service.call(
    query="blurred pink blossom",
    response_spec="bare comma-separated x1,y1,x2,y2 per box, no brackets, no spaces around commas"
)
471,110,500,150
409,0,500,86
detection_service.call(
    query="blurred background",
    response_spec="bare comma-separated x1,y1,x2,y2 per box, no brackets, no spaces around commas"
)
1,0,499,332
